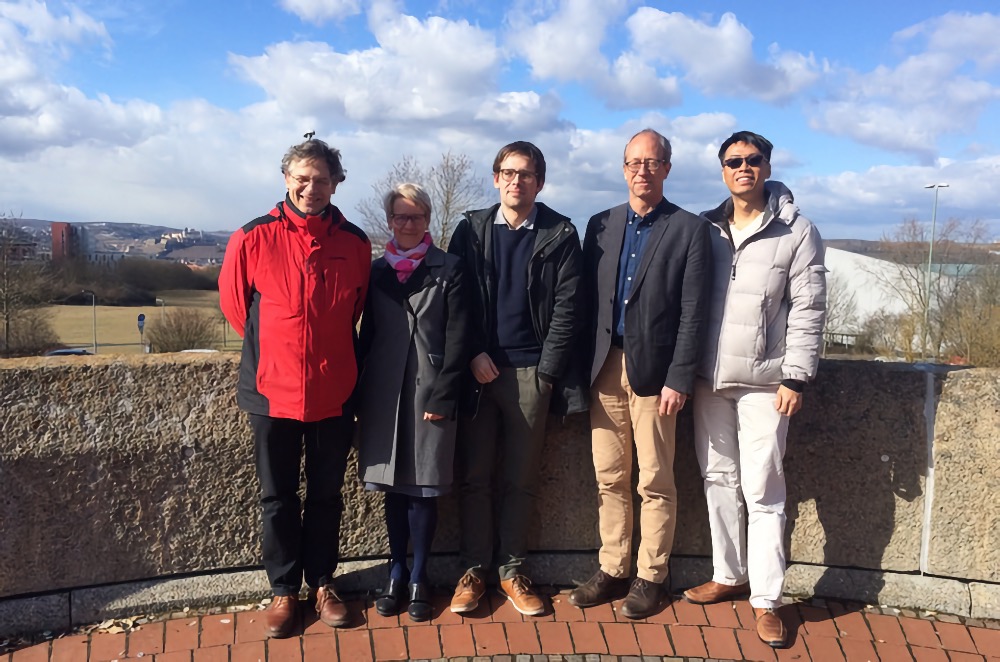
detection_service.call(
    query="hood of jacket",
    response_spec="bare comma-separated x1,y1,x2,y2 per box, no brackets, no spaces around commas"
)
703,180,800,232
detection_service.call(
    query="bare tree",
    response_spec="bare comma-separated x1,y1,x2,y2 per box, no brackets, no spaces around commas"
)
355,152,491,250
1,212,54,355
939,264,1000,366
860,217,991,360
824,274,859,334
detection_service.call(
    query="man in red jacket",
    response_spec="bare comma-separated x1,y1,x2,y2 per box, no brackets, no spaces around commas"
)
220,138,371,638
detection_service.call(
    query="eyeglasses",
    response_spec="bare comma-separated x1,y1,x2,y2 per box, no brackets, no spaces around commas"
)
390,214,427,226
498,169,538,184
624,159,668,173
291,175,333,188
722,154,767,170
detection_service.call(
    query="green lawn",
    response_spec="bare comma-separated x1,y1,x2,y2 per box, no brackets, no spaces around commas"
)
42,290,240,355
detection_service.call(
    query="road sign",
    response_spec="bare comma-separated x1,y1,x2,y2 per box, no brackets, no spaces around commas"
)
138,313,146,331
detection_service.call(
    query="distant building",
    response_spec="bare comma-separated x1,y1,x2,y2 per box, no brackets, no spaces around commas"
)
51,221,80,261
50,221,124,263
160,244,226,266
1,233,37,261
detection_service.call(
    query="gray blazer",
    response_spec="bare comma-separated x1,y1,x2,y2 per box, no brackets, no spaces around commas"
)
356,245,469,488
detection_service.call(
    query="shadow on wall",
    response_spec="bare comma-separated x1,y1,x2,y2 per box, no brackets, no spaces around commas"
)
783,364,926,602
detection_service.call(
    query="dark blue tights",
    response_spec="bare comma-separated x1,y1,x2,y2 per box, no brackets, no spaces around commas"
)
384,493,437,584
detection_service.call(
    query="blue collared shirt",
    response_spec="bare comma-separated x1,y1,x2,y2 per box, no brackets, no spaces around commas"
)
614,205,660,338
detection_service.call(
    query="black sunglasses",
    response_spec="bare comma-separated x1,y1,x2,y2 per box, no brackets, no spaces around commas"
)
723,154,767,169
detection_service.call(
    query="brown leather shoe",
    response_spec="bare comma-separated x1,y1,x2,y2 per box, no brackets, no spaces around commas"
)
314,584,350,628
499,575,545,616
568,569,630,608
683,580,750,605
265,595,299,638
450,570,486,613
620,578,667,619
754,607,789,648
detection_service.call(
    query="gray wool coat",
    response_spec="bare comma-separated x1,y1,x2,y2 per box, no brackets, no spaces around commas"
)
355,245,469,488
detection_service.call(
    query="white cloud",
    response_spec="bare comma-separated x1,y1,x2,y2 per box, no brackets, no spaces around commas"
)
474,91,564,132
504,0,683,109
0,0,109,48
601,53,682,109
895,12,1000,71
230,10,507,129
506,0,628,81
788,157,1000,239
811,13,1000,159
626,10,821,104
277,0,361,25
0,1,158,157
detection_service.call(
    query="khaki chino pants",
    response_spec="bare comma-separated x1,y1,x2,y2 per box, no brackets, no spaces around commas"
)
589,348,677,583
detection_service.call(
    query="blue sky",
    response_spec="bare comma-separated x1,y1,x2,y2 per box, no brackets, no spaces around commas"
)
1,0,999,240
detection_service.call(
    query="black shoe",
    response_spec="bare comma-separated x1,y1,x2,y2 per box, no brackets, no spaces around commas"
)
568,569,630,608
375,577,407,617
407,582,432,622
620,578,667,619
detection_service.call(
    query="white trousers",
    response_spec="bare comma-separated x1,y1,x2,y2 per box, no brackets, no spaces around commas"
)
693,378,789,609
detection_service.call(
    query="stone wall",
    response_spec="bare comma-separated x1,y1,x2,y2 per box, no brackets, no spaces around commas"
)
0,355,997,633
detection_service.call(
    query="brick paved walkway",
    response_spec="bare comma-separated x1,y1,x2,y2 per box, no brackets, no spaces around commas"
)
4,588,999,661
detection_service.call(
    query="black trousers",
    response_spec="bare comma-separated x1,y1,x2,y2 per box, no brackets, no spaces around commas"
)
249,413,353,596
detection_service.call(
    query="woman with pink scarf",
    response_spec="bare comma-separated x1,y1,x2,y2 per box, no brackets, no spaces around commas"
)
355,183,469,622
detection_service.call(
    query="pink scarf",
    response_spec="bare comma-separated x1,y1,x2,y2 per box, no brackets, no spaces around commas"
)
384,232,433,282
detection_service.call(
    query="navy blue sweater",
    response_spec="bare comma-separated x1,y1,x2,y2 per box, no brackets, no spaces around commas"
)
490,224,541,367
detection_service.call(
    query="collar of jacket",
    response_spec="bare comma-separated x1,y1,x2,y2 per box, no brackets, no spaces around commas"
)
277,196,343,238
464,202,574,254
629,196,673,222
702,180,799,231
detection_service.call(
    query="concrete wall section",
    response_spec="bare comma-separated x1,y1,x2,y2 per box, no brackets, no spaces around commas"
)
0,355,259,596
926,368,1000,582
1,356,998,624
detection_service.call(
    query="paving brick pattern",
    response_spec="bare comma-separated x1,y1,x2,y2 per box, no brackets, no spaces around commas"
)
4,590,999,661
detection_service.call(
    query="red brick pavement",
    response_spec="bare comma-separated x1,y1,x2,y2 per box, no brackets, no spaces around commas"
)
4,590,999,661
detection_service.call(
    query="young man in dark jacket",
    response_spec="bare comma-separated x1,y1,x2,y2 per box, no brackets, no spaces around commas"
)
219,138,371,638
447,141,584,616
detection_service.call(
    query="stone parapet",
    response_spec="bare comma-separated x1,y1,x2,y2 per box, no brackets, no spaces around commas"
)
1,356,997,633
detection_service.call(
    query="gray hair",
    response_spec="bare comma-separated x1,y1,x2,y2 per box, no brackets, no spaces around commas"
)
624,128,672,163
280,138,346,183
383,182,432,220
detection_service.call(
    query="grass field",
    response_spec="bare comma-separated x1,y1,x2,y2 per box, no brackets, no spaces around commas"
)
41,290,239,355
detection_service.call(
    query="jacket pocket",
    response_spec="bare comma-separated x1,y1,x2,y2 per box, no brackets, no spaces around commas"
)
755,296,769,359
428,353,444,367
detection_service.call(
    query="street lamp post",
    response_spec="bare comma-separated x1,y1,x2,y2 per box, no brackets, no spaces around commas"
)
81,289,97,354
155,297,165,322
922,183,950,361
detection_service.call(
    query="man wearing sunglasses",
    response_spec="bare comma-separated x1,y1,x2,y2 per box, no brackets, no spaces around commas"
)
447,141,585,616
684,131,827,649
572,129,711,619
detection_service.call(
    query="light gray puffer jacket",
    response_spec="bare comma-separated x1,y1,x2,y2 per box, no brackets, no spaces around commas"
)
698,181,827,390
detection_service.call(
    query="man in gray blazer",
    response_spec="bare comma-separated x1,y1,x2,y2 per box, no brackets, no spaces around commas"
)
571,128,711,618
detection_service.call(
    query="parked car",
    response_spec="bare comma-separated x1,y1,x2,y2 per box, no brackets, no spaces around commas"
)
43,348,93,356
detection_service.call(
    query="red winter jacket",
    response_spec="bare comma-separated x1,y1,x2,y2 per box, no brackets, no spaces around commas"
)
220,198,371,422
